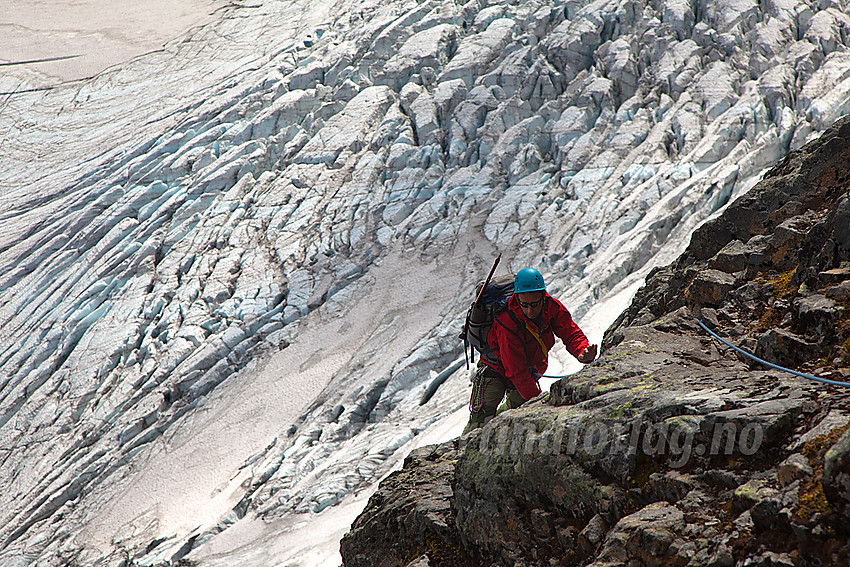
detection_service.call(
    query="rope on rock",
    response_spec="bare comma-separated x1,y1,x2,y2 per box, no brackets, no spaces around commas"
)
537,359,598,379
696,318,850,388
536,321,850,387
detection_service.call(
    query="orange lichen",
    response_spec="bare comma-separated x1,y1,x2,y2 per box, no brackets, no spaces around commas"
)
793,423,850,525
757,307,784,331
796,478,832,525
408,531,478,567
774,268,799,299
756,268,799,300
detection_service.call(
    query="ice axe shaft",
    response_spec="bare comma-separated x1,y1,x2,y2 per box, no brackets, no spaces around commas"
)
474,254,501,305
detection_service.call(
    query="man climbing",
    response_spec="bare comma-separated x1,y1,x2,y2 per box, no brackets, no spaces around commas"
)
464,267,597,433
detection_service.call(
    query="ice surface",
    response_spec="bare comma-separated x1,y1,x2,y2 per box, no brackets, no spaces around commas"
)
0,0,219,87
0,0,849,564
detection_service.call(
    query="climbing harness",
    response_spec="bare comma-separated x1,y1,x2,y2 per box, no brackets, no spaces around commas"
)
696,318,850,388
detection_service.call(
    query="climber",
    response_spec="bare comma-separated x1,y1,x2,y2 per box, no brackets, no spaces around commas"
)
463,267,597,433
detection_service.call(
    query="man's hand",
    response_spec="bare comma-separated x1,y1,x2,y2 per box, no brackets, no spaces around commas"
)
577,344,598,363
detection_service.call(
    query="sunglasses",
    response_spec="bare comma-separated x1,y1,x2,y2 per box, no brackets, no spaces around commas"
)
517,298,543,309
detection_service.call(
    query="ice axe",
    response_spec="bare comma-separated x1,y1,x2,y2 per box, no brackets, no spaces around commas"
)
474,254,501,306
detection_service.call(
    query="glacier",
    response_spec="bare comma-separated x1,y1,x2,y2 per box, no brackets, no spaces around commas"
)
0,0,849,564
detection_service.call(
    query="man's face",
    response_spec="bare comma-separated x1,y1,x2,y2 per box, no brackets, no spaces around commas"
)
516,291,545,319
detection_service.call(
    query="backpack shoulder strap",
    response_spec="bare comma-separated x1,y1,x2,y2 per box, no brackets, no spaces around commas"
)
496,308,525,342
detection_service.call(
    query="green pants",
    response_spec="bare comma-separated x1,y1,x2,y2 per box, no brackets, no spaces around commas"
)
463,365,525,434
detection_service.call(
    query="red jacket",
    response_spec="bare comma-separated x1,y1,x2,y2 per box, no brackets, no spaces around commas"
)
485,293,589,400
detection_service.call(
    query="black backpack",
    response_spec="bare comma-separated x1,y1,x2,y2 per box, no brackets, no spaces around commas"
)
460,274,514,367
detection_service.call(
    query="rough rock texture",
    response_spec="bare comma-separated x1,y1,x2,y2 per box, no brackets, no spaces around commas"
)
2,0,850,563
612,114,850,375
340,119,850,565
341,442,475,567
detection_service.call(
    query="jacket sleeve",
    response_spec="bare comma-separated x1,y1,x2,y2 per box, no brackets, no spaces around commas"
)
493,316,542,400
550,298,590,359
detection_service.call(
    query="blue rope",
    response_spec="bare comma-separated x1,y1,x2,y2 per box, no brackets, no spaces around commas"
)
695,318,850,388
537,359,598,379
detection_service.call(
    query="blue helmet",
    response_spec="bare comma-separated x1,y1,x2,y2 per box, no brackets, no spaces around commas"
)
514,268,546,293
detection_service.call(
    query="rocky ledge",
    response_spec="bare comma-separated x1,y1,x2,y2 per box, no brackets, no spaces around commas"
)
340,118,850,566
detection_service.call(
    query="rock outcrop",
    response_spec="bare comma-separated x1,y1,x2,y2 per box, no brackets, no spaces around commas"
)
2,0,850,563
340,118,850,566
